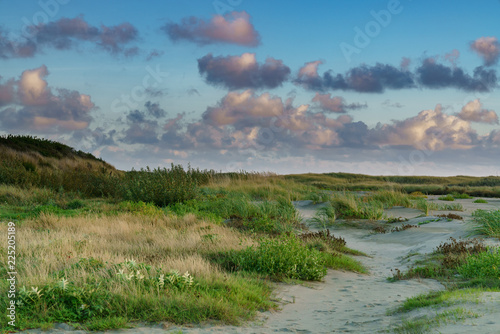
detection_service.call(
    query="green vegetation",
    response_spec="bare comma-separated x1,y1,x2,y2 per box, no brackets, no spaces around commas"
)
393,308,479,334
457,247,500,279
0,136,365,332
389,238,497,333
329,192,384,220
470,209,500,238
285,172,500,198
438,194,455,201
217,233,328,281
473,198,488,204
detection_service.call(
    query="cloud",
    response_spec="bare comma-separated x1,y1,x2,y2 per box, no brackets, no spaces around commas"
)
457,99,498,124
295,61,414,93
0,65,95,132
382,99,404,108
416,58,497,92
202,90,283,126
162,11,260,46
18,65,51,105
120,102,168,145
0,77,15,107
444,49,460,66
198,53,290,89
312,93,366,113
144,101,166,118
471,37,500,66
0,16,139,58
370,104,479,150
145,49,164,61
144,87,167,98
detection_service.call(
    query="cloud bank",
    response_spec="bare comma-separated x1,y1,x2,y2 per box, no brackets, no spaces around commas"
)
0,16,139,58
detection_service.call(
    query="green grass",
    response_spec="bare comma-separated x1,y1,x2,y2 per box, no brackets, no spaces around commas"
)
451,192,472,199
394,289,481,314
329,192,384,220
438,194,455,201
0,262,275,330
471,209,500,238
457,247,500,279
393,308,479,334
216,233,329,281
473,198,488,204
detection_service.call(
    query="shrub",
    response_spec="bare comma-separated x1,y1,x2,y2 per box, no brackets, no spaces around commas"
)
457,248,500,279
438,194,455,201
219,233,327,281
121,165,199,206
451,192,472,199
473,199,488,204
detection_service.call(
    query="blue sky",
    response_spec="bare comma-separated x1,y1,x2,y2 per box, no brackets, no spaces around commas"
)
1,0,500,175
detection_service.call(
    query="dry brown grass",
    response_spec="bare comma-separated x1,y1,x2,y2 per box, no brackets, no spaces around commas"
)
6,212,253,287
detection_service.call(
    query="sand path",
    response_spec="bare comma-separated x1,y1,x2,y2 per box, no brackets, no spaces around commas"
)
19,198,500,333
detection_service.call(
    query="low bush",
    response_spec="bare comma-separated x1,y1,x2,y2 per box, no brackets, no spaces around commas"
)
457,248,500,279
438,194,455,201
473,199,488,204
218,233,327,281
121,165,199,206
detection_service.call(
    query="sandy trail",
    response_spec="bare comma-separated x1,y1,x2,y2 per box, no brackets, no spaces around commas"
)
19,198,500,333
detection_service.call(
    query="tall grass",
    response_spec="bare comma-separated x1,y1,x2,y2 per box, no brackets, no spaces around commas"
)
471,210,500,238
329,192,384,220
0,212,279,329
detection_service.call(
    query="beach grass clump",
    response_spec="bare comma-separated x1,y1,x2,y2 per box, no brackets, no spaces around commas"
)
329,192,384,220
473,198,488,204
370,190,413,208
309,205,336,227
471,209,500,238
457,247,500,279
438,194,455,201
451,192,472,199
217,233,328,281
438,203,463,211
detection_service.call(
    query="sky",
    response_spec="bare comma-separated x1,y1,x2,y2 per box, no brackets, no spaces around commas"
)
1,0,500,176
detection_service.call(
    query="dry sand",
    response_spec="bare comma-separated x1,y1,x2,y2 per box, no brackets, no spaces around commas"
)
18,197,500,333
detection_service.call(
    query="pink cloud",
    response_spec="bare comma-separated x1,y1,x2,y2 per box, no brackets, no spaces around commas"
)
457,99,498,124
163,11,260,46
0,65,95,133
312,93,366,113
471,36,500,66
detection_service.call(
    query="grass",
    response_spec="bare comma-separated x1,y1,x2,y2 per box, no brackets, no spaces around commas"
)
388,236,500,332
0,212,278,330
393,308,479,334
329,192,384,220
438,194,455,201
471,209,500,238
473,198,488,204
